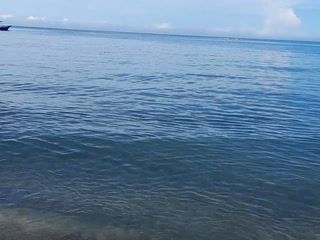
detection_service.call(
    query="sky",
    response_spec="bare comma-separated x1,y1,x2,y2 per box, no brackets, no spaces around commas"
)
1,0,320,40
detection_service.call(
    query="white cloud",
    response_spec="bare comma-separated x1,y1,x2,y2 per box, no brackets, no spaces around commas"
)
26,16,46,21
236,0,302,36
206,0,303,37
260,7,302,36
62,18,69,22
0,14,14,19
153,23,171,30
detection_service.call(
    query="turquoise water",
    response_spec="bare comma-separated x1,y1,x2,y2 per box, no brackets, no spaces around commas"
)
0,27,320,240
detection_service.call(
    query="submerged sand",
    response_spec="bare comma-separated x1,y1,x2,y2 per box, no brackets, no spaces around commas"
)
0,208,148,240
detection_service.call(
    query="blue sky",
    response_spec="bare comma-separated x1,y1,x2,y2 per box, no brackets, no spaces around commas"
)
1,0,320,40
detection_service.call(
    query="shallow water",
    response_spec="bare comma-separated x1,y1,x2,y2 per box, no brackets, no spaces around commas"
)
0,27,320,239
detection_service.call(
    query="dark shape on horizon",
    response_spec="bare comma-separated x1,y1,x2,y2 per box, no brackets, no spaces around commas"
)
0,21,12,31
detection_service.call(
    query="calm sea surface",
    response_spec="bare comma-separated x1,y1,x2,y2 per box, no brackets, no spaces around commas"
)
0,27,320,240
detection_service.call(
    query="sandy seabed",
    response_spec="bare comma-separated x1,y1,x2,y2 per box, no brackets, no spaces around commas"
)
0,208,148,240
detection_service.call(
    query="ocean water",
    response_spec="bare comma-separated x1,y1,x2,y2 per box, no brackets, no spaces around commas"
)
0,27,320,240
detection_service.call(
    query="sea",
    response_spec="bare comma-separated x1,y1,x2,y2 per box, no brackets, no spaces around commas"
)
0,27,320,240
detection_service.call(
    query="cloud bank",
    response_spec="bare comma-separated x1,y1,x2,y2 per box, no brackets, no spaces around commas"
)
153,23,171,30
0,14,13,19
26,15,46,21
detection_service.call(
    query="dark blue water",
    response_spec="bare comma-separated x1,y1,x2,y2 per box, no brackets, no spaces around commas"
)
0,27,320,240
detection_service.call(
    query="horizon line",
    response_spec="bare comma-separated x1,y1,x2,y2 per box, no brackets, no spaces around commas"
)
11,25,320,44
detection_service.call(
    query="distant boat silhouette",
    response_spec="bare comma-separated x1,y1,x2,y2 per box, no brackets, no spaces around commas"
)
0,21,12,31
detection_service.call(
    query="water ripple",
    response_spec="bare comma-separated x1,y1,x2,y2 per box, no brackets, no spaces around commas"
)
0,28,319,239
